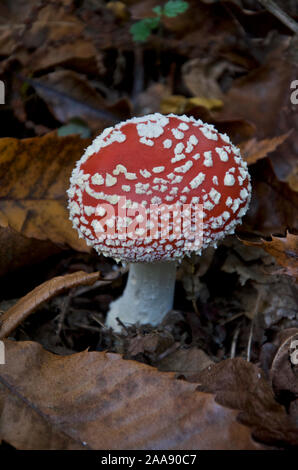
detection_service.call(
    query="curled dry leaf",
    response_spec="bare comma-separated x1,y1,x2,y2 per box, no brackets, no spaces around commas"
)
33,70,122,130
239,132,292,166
240,232,298,281
0,340,266,450
218,46,298,183
269,328,298,418
196,357,298,447
0,0,101,75
0,133,91,251
0,271,100,339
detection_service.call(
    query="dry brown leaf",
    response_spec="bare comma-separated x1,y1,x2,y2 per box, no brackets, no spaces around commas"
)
0,1,102,75
161,95,222,115
239,161,298,237
0,133,91,251
0,225,61,277
286,164,298,192
196,357,298,447
240,232,298,281
34,70,121,129
0,271,100,339
218,45,298,183
0,339,266,450
157,347,214,382
269,329,298,411
239,132,292,165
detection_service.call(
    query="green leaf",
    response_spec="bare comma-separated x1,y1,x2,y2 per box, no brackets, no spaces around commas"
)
163,0,189,17
152,6,163,16
58,119,91,138
130,17,160,42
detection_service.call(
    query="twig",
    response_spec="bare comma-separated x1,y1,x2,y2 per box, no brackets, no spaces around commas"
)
56,289,74,337
258,0,298,34
230,326,240,358
246,292,262,362
0,271,101,339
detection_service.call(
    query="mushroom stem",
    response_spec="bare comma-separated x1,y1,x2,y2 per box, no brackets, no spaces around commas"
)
106,261,177,331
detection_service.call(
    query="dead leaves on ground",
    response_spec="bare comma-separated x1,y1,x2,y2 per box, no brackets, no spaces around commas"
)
0,339,266,450
240,232,298,281
0,270,101,339
0,133,91,252
196,357,298,447
239,132,292,166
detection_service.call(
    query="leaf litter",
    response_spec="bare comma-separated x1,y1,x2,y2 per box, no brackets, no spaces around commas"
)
0,0,297,451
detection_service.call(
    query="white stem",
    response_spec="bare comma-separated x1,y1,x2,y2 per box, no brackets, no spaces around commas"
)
106,261,177,331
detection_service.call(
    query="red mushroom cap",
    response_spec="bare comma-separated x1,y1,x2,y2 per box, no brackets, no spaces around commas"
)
68,113,251,262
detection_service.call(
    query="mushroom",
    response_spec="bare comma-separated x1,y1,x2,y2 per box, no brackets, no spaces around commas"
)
68,113,251,331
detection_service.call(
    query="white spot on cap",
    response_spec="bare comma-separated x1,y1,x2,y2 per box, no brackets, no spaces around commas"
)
106,173,117,187
190,172,205,189
172,128,184,140
96,207,106,216
209,188,221,204
174,142,184,154
216,147,229,162
153,166,165,173
178,123,189,131
189,135,198,145
140,169,151,178
163,139,172,149
224,173,235,186
226,196,233,207
174,160,193,173
91,173,104,185
203,151,213,167
140,137,154,146
200,126,218,141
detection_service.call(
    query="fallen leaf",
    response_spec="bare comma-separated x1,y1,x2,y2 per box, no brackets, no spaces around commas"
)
240,232,298,281
196,357,298,447
286,164,298,192
0,133,91,251
269,329,298,416
0,226,61,278
239,160,298,236
157,347,214,381
0,271,101,339
32,70,121,130
161,95,222,115
182,57,244,100
218,43,298,183
239,132,292,165
0,339,266,450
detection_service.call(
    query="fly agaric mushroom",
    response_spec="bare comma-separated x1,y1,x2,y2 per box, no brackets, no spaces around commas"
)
68,113,251,330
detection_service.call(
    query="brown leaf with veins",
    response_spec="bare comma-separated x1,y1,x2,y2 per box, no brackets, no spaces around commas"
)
239,132,292,165
0,339,266,450
218,42,298,183
196,357,298,447
0,271,100,339
33,70,125,129
240,232,298,281
0,133,91,251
